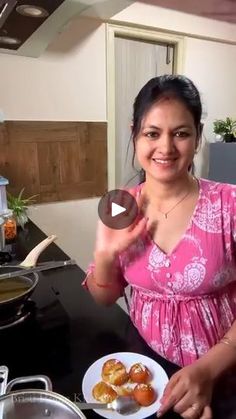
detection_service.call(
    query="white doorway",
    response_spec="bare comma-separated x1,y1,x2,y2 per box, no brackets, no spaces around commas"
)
107,25,185,190
115,37,174,187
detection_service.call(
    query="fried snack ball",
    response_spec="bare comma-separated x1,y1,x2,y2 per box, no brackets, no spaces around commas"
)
115,385,134,397
133,384,157,406
102,359,129,386
129,363,151,384
92,381,117,403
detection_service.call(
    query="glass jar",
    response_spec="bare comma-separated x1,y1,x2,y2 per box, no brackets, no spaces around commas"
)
4,210,17,243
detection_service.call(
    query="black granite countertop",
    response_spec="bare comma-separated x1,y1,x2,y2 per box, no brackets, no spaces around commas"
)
0,221,235,419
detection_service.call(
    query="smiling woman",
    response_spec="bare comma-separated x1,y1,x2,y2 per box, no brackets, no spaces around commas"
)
131,75,202,185
135,99,197,184
84,75,236,419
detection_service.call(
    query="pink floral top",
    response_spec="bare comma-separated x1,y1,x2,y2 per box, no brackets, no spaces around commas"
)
86,179,236,367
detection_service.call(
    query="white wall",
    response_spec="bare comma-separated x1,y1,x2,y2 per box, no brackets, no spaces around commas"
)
184,38,236,176
112,2,236,42
0,17,106,121
28,197,99,271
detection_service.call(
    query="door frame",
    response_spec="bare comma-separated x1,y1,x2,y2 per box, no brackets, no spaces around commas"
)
106,24,185,189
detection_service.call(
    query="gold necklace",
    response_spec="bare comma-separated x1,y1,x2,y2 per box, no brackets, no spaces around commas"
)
154,176,197,219
158,188,192,219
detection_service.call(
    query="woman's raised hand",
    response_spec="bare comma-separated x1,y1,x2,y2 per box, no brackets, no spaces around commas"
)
95,189,147,257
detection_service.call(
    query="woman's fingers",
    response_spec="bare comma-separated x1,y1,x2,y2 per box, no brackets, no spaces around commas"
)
199,406,212,419
128,188,147,213
157,379,187,417
114,189,141,223
180,404,203,419
160,374,179,400
96,189,149,252
180,405,212,419
125,190,146,230
136,191,148,213
128,217,147,242
127,192,137,215
173,394,197,415
128,199,139,222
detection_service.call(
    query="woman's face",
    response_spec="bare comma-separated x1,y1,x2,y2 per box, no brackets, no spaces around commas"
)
135,98,198,183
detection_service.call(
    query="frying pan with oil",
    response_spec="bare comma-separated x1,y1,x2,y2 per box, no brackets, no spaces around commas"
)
0,235,56,321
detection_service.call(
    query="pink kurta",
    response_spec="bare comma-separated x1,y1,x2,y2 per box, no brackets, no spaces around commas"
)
86,179,236,367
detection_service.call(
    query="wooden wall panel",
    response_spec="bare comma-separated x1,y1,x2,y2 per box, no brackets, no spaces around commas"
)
59,141,80,184
0,121,107,203
37,142,60,187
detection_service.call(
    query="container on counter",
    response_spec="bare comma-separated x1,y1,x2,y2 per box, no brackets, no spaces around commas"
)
4,210,17,244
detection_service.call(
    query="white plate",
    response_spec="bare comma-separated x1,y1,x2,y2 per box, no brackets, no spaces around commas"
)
82,352,169,419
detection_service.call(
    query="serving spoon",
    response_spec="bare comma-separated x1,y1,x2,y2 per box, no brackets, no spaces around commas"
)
0,235,76,281
76,396,140,415
0,234,57,270
19,235,57,268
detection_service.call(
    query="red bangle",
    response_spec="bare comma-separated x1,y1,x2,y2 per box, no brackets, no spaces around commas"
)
94,281,112,288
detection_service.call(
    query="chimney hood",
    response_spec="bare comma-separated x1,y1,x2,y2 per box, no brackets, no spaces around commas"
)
0,0,135,57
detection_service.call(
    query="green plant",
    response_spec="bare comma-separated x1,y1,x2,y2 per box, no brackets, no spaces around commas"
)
7,188,38,228
213,117,236,142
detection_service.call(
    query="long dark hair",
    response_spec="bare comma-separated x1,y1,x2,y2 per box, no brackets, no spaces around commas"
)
130,75,203,182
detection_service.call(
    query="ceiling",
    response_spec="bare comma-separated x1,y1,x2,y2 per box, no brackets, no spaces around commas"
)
142,0,236,24
0,0,235,58
0,0,65,50
0,0,135,57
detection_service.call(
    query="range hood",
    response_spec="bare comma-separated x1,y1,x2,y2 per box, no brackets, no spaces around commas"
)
0,0,135,57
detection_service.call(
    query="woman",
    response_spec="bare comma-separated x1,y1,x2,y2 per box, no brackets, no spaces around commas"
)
84,75,236,419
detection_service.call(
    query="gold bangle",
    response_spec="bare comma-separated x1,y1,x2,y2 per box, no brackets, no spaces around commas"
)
220,336,236,351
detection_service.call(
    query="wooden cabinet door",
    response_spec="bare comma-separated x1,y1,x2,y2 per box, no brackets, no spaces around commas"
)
0,121,107,203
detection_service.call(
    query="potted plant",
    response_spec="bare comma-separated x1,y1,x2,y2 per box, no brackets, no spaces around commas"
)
213,117,236,143
7,188,38,229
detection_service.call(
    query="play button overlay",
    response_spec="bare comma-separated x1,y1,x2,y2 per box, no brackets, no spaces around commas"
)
98,189,138,229
112,202,126,217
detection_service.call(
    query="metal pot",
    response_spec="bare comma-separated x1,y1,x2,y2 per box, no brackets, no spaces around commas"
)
0,375,86,419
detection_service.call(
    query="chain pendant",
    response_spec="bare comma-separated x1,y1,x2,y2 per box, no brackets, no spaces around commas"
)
156,178,195,219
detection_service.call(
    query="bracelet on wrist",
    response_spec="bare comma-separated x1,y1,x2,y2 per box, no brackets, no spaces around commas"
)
220,336,236,351
94,281,113,288
89,272,113,289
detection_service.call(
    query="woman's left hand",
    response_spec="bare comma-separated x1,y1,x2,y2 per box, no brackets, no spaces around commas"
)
157,363,213,418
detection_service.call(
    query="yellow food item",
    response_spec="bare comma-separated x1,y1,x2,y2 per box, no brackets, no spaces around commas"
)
92,381,117,403
102,359,129,386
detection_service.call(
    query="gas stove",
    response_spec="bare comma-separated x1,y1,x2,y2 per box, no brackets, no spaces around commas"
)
0,300,36,330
